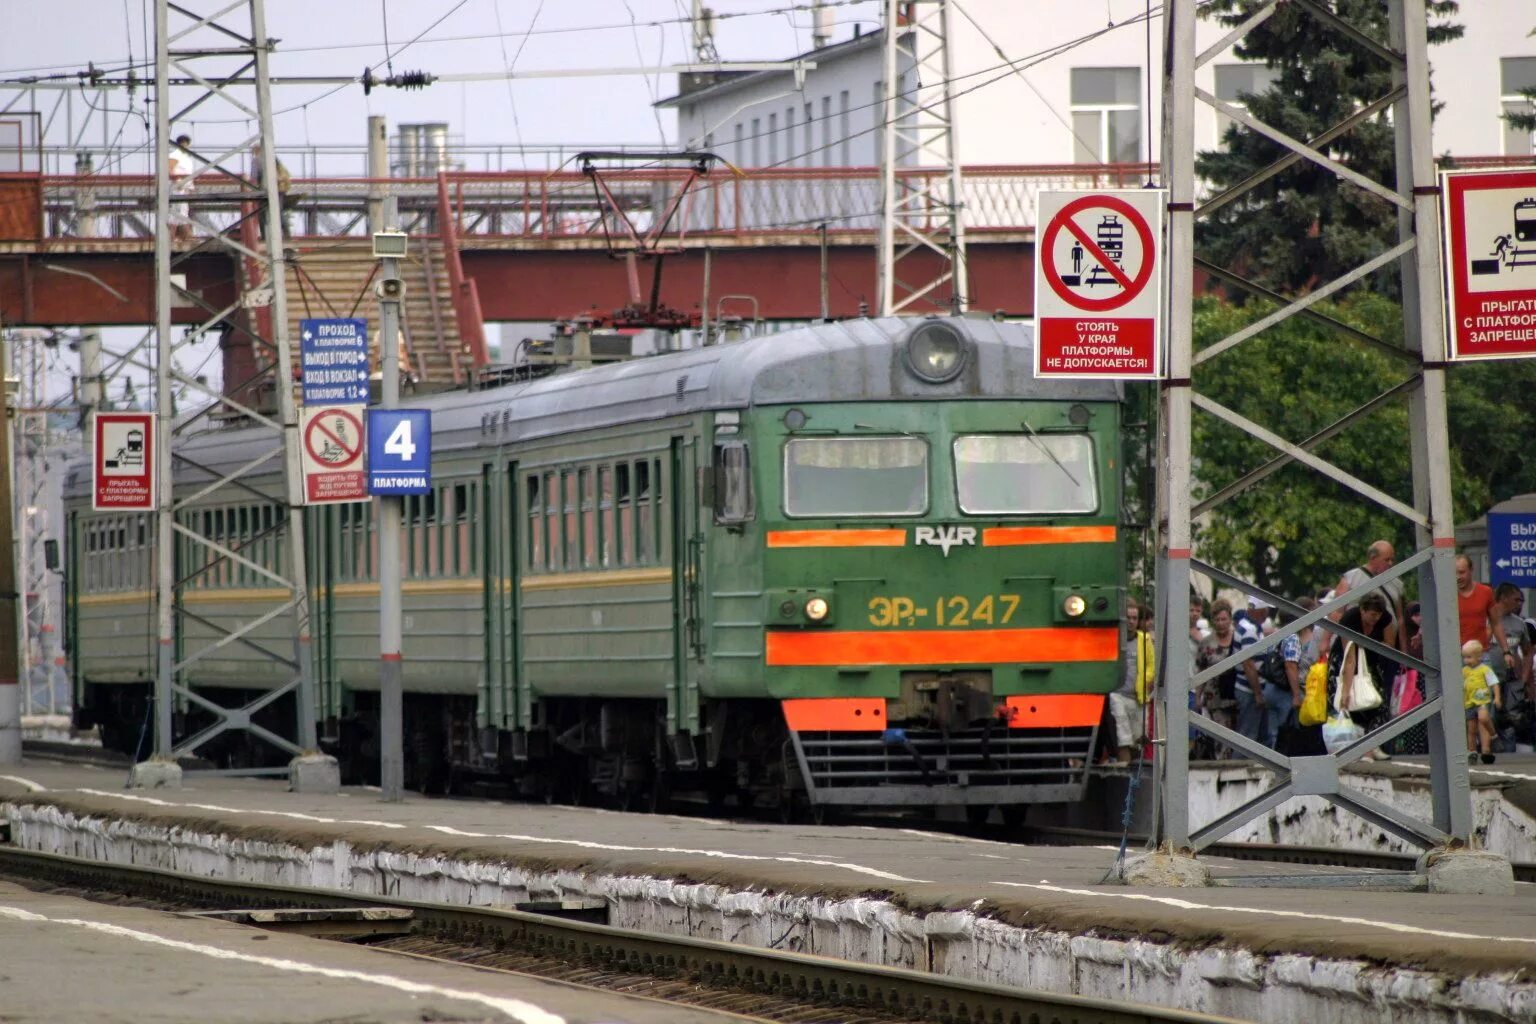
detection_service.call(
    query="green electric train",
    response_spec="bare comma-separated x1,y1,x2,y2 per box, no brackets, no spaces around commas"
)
64,316,1125,817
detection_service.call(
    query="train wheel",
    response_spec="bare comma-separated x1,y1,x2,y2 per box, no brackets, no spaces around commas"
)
965,805,993,827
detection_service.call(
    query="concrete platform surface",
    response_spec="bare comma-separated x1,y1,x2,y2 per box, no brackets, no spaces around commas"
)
2,761,1534,1024
0,877,746,1024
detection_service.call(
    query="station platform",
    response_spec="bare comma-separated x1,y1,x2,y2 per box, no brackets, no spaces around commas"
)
2,760,1533,1024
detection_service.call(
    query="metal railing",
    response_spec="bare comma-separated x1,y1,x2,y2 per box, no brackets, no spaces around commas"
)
16,156,1528,245
21,164,1158,244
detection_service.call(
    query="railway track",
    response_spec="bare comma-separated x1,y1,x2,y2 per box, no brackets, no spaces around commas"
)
0,844,1237,1024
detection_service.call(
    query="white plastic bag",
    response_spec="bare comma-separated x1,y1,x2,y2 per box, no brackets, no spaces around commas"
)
1322,713,1364,754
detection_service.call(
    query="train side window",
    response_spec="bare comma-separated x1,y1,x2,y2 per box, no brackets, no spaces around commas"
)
525,474,543,571
563,470,580,571
450,481,468,575
615,463,632,566
363,501,377,580
635,460,653,565
545,471,562,572
598,465,615,568
713,442,754,524
578,467,595,569
237,506,251,585
405,494,421,577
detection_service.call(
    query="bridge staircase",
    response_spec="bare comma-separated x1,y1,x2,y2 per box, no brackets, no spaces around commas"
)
279,236,468,390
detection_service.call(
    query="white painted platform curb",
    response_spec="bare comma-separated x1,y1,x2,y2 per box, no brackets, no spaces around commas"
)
5,802,1534,1024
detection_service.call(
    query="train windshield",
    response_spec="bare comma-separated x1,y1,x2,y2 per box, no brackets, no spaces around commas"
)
783,437,928,517
953,434,1097,514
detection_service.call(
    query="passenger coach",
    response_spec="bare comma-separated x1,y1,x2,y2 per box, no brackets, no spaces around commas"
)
65,316,1125,819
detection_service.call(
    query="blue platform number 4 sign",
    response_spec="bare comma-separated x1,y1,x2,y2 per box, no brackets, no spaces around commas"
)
367,409,431,496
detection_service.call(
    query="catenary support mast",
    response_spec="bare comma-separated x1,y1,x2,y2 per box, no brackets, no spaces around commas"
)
143,0,336,790
1152,0,1498,889
876,0,969,316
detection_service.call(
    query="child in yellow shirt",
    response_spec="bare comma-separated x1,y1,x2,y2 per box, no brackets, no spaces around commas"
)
1463,639,1500,765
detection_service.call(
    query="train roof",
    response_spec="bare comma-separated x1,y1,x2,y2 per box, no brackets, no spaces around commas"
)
65,317,1120,499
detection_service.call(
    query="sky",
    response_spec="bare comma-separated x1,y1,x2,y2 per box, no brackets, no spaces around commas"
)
4,0,887,175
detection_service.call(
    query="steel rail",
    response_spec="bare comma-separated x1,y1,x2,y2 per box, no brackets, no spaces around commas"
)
0,844,1241,1024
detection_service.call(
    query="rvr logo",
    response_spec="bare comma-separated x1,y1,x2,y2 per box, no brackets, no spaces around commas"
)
913,525,977,556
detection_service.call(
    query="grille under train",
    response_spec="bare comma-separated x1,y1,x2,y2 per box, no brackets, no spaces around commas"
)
788,724,1095,807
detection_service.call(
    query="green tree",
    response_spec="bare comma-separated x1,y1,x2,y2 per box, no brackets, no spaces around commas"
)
1190,293,1487,599
1196,0,1460,298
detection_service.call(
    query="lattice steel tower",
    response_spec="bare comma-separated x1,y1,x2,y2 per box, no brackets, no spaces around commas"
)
876,0,969,316
1154,0,1498,883
144,0,333,789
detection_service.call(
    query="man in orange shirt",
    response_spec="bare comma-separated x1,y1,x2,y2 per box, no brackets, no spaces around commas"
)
1456,555,1516,675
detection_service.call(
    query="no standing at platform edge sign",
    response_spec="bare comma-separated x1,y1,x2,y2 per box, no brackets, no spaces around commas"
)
1033,189,1166,381
1442,168,1536,361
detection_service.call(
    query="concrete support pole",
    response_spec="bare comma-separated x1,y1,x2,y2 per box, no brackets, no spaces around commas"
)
875,0,900,317
1155,0,1198,852
0,332,20,765
378,194,405,803
1391,0,1472,841
149,0,179,778
366,115,388,234
78,330,106,416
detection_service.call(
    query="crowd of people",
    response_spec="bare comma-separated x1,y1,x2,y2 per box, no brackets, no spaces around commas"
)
1114,542,1536,765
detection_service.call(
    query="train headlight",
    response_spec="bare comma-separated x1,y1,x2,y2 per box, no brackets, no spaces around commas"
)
1062,594,1087,618
904,321,968,383
804,596,830,621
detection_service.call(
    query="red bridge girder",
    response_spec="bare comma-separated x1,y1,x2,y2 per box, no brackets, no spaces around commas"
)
0,240,1034,328
462,240,1035,322
0,252,236,327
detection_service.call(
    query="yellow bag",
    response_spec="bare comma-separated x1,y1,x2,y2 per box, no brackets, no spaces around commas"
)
1134,630,1155,704
1299,661,1329,727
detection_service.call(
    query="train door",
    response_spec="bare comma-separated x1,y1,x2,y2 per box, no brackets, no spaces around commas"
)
481,460,521,734
669,434,704,763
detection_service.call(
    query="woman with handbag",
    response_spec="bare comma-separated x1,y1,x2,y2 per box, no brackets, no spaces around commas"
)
1333,592,1397,761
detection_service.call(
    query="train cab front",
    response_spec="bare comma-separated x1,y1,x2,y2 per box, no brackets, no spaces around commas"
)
755,333,1122,815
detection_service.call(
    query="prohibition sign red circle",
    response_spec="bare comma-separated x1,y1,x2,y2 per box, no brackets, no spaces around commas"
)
304,408,364,469
1040,194,1157,313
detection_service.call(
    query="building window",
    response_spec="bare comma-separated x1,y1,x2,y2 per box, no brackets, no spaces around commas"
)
784,106,795,166
839,90,850,165
821,96,833,167
768,112,778,165
1070,67,1141,163
1502,57,1536,156
734,122,744,163
751,118,761,166
1213,62,1279,145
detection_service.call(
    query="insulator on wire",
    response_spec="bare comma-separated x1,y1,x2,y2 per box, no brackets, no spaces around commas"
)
387,71,434,90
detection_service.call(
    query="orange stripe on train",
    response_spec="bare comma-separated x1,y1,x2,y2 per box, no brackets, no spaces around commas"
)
766,529,907,548
982,525,1117,546
779,694,1105,731
765,627,1118,666
1002,694,1105,729
781,698,887,731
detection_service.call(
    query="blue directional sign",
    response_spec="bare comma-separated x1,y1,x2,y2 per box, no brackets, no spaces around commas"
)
367,409,431,495
300,318,370,405
1487,512,1536,586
